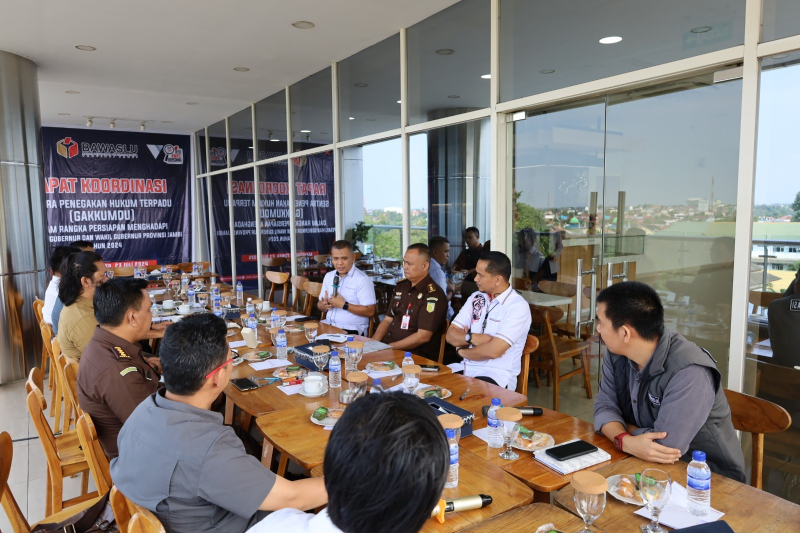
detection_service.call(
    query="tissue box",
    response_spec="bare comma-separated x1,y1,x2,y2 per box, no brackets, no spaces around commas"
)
293,341,333,372
424,397,475,437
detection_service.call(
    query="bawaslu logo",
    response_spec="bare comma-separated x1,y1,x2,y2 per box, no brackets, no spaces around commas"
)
146,144,184,165
81,141,138,159
210,147,239,167
56,137,79,158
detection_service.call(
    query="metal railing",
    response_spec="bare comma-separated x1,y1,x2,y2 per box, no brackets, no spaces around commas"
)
364,224,428,260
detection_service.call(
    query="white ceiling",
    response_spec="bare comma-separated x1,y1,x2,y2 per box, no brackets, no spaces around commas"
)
0,0,460,134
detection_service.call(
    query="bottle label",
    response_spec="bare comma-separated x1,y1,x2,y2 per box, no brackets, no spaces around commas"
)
330,358,341,371
687,474,711,491
488,415,500,429
449,444,459,465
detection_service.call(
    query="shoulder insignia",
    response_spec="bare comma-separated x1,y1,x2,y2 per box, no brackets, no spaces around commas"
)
120,366,138,377
114,347,130,359
428,284,436,293
426,302,436,313
417,293,423,299
427,297,438,301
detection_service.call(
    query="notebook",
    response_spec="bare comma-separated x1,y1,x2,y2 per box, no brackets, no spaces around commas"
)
533,438,611,475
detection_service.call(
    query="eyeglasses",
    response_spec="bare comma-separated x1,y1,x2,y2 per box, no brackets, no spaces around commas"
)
205,354,236,379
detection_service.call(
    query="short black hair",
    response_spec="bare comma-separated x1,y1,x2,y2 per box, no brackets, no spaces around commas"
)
465,227,479,237
331,240,354,253
596,281,664,341
69,240,94,250
479,251,511,282
159,314,228,396
94,278,149,327
406,243,431,263
49,246,80,274
429,236,449,253
324,392,448,533
58,251,105,307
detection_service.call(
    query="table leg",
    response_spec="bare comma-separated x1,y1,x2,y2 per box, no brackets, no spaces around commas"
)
533,490,551,504
224,396,234,425
262,443,276,469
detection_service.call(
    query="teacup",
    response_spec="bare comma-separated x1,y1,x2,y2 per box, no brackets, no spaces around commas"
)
178,304,191,314
305,375,325,394
162,300,175,310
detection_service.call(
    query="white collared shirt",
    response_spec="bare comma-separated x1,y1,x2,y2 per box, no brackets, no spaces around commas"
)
43,276,60,325
451,285,531,389
248,508,342,533
321,266,376,335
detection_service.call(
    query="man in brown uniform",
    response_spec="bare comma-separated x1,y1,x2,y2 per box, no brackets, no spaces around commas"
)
373,243,447,360
77,278,164,458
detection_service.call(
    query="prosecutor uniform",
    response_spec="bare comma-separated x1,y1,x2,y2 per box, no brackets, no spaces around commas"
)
383,274,447,360
77,326,161,457
321,266,376,336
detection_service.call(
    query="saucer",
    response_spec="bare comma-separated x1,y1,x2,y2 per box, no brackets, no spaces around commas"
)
299,383,329,398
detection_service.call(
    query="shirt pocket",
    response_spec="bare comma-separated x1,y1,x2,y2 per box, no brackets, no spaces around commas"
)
483,317,502,336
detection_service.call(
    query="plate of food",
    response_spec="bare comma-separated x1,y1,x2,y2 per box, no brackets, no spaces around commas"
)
242,351,272,362
365,361,397,372
512,427,554,451
414,386,451,399
310,407,344,427
606,474,644,506
273,366,307,380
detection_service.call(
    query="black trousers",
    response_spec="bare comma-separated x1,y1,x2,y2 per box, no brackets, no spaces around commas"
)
454,370,499,387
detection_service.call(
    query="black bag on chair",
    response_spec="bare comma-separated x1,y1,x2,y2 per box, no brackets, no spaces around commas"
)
30,492,117,533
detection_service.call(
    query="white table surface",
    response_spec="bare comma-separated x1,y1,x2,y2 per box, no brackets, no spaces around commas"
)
518,290,573,307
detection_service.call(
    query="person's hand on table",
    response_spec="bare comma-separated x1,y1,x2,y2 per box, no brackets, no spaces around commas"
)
329,294,346,309
621,432,682,463
144,321,169,339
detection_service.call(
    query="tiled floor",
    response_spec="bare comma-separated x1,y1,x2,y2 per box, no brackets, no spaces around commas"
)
0,376,96,531
525,357,600,426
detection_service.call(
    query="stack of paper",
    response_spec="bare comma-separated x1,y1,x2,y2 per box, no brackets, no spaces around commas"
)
361,341,393,354
249,359,291,371
634,481,724,529
365,367,402,379
533,439,611,474
316,333,349,343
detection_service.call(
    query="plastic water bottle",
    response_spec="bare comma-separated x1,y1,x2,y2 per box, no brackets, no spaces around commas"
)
236,282,244,306
687,450,711,516
213,286,220,297
212,292,221,315
270,307,281,330
247,313,258,331
245,298,255,316
402,351,414,367
133,266,140,279
192,261,198,273
329,350,342,388
445,428,459,488
487,398,504,448
276,329,288,360
371,378,384,394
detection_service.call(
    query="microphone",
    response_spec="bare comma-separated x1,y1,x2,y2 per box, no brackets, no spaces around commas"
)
481,405,543,417
332,276,340,298
431,495,492,523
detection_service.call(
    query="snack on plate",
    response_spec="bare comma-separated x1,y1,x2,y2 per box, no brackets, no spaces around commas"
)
424,388,444,398
312,407,329,421
617,475,638,499
274,366,305,379
367,361,397,372
327,410,344,419
514,427,550,450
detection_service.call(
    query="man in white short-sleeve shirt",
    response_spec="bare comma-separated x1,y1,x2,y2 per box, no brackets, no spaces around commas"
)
318,240,377,336
446,251,531,389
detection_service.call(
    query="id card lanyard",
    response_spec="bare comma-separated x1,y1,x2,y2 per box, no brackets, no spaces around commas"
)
480,299,501,334
400,303,412,330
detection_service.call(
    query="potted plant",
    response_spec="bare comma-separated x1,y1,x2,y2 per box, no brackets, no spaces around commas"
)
347,221,372,252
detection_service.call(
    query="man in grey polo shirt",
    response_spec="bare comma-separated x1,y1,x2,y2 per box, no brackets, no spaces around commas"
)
110,314,327,533
593,281,745,481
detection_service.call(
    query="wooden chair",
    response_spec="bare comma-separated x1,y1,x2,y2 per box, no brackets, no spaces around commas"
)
109,486,134,532
177,261,210,272
749,290,784,315
33,297,44,324
314,254,331,265
516,335,540,397
54,354,78,434
538,281,584,337
112,266,135,277
353,251,363,261
76,413,112,495
0,432,105,533
528,306,592,412
437,320,450,364
512,277,531,291
266,271,290,306
264,257,287,271
303,281,323,316
723,389,792,489
290,275,310,312
62,355,82,420
130,510,167,533
34,299,52,378
39,321,58,407
26,381,96,514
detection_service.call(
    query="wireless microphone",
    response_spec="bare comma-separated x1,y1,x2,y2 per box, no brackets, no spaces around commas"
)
431,495,492,523
332,275,340,298
481,405,543,417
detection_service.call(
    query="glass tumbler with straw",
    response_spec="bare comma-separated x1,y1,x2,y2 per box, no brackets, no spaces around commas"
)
311,345,330,372
401,364,421,394
495,407,522,460
304,322,319,343
638,469,672,533
571,471,607,533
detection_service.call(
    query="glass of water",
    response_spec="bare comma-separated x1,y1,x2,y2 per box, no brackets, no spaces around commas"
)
572,472,607,533
639,469,672,533
221,294,231,308
198,294,209,309
304,322,318,343
401,365,420,394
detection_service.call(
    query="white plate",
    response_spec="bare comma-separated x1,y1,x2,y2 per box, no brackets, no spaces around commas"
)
606,474,644,506
511,431,554,452
414,386,451,399
299,383,329,398
310,409,344,427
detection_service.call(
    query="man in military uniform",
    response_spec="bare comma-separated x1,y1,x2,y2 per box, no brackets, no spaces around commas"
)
373,243,447,360
77,278,166,458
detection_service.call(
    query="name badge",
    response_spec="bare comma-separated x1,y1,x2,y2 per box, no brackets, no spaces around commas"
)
400,314,411,330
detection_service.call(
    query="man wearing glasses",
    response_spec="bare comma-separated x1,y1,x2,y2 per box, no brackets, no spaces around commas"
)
111,314,327,533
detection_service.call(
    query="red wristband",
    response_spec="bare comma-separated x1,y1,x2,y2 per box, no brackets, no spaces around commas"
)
614,432,631,451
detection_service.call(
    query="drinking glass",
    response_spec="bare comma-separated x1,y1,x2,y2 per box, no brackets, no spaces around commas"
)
269,328,280,345
499,421,521,460
639,469,672,533
165,265,173,275
311,346,330,373
401,367,420,395
347,341,364,375
304,323,318,343
221,294,231,308
574,490,606,533
198,294,209,309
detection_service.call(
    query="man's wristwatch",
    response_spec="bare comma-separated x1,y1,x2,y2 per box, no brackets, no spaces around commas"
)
342,301,349,311
614,432,631,452
465,332,472,344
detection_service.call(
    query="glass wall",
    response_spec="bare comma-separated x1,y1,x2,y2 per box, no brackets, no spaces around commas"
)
338,34,401,141
290,66,333,149
255,90,289,160
210,174,232,283
407,0,490,125
341,138,403,259
763,0,800,42
293,151,337,261
499,0,746,101
196,129,207,174
258,160,292,267
409,118,491,268
207,119,228,169
741,56,800,502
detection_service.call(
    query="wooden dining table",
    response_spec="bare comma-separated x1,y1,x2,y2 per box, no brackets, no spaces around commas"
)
554,456,800,531
459,503,585,532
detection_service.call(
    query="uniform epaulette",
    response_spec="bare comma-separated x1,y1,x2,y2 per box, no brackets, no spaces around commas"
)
114,347,130,359
428,283,436,293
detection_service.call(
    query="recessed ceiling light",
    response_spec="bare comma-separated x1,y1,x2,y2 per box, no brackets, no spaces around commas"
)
270,138,280,142
481,74,491,79
186,102,199,105
691,26,713,34
771,54,789,59
58,112,70,116
540,69,556,74
599,36,623,44
447,95,460,99
349,117,355,120
233,67,250,72
354,83,368,88
248,146,254,149
397,100,402,103
292,21,315,29
75,45,96,51
300,129,310,133
161,120,172,124
436,49,455,55
65,90,80,94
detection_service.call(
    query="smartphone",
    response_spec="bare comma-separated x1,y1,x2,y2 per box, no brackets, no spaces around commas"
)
292,316,316,323
420,364,440,372
545,440,598,462
231,377,259,391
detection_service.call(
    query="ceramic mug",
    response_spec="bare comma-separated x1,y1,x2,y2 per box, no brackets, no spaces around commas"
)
305,375,325,394
178,304,191,314
162,299,175,309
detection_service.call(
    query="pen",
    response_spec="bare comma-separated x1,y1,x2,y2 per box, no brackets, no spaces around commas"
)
459,389,470,401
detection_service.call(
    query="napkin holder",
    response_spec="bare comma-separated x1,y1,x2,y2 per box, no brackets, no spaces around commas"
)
241,328,258,348
293,341,333,372
424,397,475,437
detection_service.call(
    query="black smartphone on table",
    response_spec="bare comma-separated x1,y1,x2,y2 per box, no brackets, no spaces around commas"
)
420,364,440,372
291,316,316,323
231,378,259,391
545,440,598,462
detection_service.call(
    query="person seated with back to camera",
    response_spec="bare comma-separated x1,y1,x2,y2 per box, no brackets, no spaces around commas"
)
249,391,448,533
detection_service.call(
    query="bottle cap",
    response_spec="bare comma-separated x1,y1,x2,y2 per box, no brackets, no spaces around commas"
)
445,428,455,439
404,351,411,357
331,350,339,357
347,336,354,341
692,450,706,462
250,313,255,318
278,329,285,334
491,398,502,406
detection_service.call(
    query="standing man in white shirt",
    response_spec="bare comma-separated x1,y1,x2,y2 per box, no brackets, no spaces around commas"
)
318,240,377,336
446,251,531,389
42,245,80,325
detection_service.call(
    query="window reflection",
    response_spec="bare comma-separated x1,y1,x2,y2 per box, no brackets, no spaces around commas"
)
291,67,333,149
763,0,800,42
255,90,288,160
